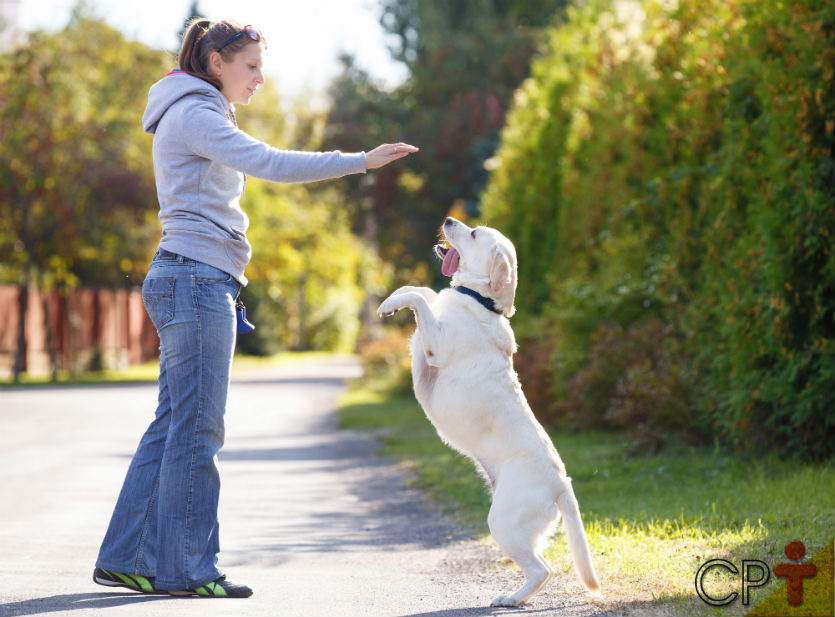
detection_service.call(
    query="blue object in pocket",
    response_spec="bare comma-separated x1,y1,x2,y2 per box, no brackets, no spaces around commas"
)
235,297,255,334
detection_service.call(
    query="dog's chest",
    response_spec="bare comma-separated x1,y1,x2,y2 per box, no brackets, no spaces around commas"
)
410,328,510,427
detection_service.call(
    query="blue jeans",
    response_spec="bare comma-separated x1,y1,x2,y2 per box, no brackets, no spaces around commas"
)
96,250,238,590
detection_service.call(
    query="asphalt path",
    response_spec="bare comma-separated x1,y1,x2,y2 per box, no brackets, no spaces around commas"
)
0,358,608,617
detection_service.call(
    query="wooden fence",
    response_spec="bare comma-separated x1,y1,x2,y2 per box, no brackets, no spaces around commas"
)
0,285,159,379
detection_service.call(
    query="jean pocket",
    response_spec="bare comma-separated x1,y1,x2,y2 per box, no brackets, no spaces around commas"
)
142,277,174,328
195,262,234,285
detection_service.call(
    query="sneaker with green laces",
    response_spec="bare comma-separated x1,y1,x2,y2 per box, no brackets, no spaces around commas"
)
168,575,253,598
93,567,160,594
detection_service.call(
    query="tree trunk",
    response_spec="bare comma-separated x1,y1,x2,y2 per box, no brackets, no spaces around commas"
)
295,270,308,352
13,282,29,382
359,195,380,344
41,276,59,381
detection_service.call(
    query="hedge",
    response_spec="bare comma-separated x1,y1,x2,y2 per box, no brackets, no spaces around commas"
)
480,0,834,459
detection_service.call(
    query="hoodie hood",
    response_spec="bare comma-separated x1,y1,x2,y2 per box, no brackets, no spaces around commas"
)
143,72,230,135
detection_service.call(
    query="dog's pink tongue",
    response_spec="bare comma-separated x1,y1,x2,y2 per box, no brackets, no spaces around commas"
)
441,247,460,277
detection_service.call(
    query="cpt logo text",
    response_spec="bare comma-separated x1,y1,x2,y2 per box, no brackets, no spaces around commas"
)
695,541,817,607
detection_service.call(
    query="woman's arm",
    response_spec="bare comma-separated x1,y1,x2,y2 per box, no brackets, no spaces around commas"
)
181,102,417,182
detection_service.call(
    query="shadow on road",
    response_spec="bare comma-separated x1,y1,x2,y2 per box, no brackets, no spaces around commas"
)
395,607,573,617
0,592,181,616
218,435,378,462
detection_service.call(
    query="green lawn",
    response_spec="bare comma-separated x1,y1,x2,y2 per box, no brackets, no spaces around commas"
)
338,385,835,616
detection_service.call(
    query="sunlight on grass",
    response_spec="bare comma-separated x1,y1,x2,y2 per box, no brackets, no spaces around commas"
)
338,384,835,617
546,432,834,615
545,516,770,611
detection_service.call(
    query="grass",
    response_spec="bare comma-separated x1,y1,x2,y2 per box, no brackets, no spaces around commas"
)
0,360,163,387
0,351,347,388
338,383,835,617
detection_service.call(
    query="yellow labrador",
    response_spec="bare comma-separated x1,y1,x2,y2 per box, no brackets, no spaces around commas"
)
378,217,601,606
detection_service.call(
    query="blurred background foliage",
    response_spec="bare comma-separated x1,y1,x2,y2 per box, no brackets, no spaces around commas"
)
480,0,833,459
0,13,166,290
1,0,831,460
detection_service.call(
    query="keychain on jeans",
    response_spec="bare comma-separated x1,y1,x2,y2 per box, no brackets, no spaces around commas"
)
235,296,255,333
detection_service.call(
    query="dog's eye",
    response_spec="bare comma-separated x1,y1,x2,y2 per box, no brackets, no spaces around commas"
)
471,230,477,238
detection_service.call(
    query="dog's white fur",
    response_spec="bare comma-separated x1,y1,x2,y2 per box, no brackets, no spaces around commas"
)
378,217,601,607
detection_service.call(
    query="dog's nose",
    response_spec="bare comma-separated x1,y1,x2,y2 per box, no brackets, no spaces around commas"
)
444,217,454,227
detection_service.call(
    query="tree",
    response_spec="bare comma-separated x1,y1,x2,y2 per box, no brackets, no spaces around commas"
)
0,12,169,377
325,0,567,286
231,84,383,353
479,0,834,458
176,1,205,47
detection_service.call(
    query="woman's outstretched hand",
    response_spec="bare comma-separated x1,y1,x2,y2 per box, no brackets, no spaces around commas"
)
365,143,419,170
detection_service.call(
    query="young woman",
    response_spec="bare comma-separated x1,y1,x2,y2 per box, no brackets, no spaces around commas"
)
93,18,417,598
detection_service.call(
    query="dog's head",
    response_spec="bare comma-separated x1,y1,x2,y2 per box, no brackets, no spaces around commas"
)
435,217,517,318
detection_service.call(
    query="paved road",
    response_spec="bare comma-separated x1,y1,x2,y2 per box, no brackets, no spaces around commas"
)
0,358,606,617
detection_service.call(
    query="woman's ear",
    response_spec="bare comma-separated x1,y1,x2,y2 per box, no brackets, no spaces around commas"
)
208,51,223,78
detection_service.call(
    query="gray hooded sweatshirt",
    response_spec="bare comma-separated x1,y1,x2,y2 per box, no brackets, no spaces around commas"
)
142,72,367,285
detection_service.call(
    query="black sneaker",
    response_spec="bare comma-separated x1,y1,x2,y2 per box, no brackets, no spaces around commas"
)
93,567,160,594
168,575,253,598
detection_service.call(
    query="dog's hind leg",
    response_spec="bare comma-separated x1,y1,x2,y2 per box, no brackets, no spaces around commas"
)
487,483,558,607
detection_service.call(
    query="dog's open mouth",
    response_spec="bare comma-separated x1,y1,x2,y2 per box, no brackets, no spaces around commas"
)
435,244,460,277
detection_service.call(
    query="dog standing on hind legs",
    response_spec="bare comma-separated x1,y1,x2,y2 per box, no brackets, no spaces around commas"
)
378,217,602,607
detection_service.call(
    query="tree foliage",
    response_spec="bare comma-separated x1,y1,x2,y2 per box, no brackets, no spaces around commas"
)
219,76,381,354
481,0,834,458
0,13,169,289
325,0,566,284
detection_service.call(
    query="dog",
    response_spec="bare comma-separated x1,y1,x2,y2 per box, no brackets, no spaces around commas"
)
377,217,602,607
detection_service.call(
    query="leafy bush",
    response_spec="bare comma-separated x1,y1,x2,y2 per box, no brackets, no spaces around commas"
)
0,16,168,288
357,327,414,394
243,174,376,355
513,330,561,425
683,0,835,459
556,319,700,452
482,0,834,459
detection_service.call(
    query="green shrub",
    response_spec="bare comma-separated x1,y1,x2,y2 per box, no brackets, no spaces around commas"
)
685,0,835,459
357,327,414,394
482,0,834,459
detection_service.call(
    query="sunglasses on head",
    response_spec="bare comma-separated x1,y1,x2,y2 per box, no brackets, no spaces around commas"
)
215,25,264,53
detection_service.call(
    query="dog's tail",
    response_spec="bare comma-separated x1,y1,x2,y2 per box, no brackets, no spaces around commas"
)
556,482,602,598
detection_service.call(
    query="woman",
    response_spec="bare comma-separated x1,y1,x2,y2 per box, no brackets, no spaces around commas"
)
93,18,417,598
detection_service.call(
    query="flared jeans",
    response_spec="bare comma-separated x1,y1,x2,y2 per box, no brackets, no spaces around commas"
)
96,249,238,590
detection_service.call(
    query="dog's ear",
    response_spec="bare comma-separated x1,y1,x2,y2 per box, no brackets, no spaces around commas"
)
490,244,517,317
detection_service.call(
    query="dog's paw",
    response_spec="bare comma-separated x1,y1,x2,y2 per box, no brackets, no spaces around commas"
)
377,296,404,318
490,594,521,607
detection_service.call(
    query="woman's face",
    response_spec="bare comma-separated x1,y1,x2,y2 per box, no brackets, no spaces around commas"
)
212,43,265,105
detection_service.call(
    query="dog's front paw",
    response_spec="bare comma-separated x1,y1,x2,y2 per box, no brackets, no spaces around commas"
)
377,296,405,318
490,594,521,607
390,285,420,297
